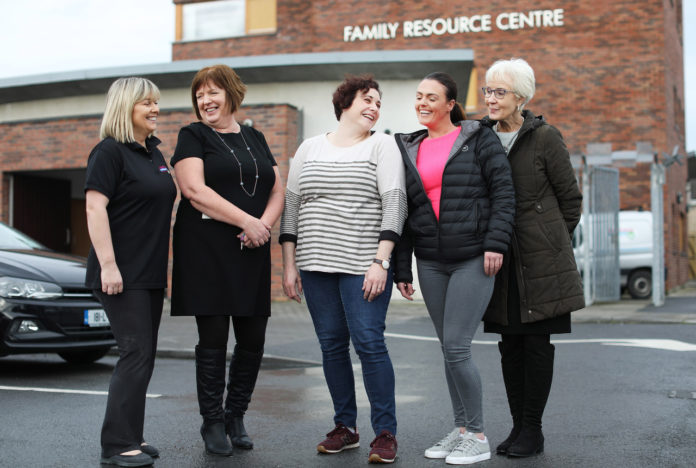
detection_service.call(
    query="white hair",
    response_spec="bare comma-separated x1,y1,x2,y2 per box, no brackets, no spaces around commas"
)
485,58,536,110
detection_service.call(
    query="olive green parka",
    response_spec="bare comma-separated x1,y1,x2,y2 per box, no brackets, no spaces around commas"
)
483,111,585,325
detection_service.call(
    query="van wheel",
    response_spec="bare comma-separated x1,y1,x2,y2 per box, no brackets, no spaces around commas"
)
627,270,652,299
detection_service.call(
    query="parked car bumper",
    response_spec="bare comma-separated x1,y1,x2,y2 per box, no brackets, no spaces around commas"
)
0,296,115,356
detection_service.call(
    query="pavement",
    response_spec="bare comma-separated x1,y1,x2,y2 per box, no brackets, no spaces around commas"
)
20,280,696,467
149,280,696,362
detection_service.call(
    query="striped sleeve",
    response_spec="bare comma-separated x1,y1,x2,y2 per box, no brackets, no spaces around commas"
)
279,190,301,244
380,189,408,241
279,142,308,244
376,135,407,241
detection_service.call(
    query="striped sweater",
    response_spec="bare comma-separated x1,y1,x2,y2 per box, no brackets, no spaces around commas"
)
280,132,407,275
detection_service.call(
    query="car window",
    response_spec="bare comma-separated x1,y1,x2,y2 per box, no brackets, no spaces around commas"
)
0,222,46,249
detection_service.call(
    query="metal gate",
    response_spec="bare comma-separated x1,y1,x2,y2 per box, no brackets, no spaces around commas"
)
581,166,620,304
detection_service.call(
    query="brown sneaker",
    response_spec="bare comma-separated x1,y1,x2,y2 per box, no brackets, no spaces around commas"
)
317,424,360,454
368,430,397,463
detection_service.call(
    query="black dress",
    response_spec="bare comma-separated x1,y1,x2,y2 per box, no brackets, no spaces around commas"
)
170,122,277,317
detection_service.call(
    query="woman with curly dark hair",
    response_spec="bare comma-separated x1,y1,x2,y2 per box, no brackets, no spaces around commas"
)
280,75,407,464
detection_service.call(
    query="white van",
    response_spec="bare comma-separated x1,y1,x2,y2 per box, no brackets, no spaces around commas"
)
573,211,653,299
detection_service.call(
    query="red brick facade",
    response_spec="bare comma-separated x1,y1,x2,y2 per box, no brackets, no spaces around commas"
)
171,0,688,291
0,104,301,300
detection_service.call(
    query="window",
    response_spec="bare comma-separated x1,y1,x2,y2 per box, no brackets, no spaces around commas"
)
176,0,277,42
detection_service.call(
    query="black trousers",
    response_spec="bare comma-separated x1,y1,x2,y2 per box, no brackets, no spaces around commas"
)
95,289,164,458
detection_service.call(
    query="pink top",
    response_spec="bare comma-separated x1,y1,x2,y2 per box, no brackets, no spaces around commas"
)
416,127,461,220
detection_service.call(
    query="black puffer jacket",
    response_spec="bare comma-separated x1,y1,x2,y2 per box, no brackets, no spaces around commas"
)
393,120,515,283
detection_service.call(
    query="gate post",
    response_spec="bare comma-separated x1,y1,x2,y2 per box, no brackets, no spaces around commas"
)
582,156,593,306
651,160,665,306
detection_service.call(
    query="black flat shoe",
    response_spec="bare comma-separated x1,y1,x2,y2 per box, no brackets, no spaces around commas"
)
140,443,160,458
100,452,153,467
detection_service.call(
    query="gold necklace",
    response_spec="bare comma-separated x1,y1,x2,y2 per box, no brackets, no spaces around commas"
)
212,127,259,197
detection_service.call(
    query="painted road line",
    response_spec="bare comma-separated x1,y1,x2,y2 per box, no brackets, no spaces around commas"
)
384,332,438,342
0,385,161,398
384,333,696,352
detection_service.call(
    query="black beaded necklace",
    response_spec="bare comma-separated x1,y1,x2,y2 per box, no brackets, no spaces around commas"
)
212,127,259,197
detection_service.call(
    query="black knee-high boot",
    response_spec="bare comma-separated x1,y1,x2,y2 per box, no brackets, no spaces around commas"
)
496,337,525,455
507,335,554,458
196,346,234,456
224,345,264,449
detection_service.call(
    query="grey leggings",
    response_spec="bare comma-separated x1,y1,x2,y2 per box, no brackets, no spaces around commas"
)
417,256,494,433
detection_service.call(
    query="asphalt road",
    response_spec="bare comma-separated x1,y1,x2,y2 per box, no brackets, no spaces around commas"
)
1,315,695,467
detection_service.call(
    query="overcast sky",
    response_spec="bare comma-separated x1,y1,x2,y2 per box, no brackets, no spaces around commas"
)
1,0,694,153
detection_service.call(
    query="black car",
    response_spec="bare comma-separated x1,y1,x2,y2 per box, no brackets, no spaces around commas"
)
0,222,115,363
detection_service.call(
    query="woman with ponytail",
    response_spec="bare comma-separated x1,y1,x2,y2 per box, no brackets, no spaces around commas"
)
393,72,515,465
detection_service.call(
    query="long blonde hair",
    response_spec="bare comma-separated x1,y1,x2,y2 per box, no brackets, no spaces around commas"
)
100,77,161,143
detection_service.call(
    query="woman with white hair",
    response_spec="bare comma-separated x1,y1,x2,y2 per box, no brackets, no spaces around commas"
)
481,58,584,458
85,77,176,467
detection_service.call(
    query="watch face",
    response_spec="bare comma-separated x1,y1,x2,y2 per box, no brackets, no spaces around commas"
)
382,260,390,270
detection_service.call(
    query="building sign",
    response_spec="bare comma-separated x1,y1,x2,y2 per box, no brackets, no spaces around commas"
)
343,9,564,42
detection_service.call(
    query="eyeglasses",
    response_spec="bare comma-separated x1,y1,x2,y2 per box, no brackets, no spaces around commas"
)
481,87,516,99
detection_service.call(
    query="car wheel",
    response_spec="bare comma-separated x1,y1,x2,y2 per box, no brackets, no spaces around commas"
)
627,269,652,299
58,347,111,364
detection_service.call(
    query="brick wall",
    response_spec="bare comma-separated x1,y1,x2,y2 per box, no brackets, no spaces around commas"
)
174,0,688,290
172,0,679,152
0,103,301,300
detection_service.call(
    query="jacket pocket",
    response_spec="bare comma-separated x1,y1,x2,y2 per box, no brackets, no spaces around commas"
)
539,218,569,253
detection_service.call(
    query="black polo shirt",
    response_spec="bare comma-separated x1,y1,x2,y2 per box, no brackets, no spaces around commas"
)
85,136,176,289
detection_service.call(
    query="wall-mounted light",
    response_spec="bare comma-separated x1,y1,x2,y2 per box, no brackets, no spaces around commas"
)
243,119,254,127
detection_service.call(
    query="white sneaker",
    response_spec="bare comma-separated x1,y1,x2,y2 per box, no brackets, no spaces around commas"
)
445,432,491,465
424,428,461,459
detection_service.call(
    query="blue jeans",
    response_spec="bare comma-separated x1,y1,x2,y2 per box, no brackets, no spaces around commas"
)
300,270,397,436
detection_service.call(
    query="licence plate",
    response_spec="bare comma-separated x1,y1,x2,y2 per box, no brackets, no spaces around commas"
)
84,309,110,327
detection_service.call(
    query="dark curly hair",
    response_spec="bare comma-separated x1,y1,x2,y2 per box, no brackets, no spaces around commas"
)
332,74,382,121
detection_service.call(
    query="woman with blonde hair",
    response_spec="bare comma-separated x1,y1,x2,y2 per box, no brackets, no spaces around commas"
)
86,77,176,467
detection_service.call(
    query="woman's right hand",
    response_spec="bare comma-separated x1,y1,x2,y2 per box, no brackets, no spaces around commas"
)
241,216,271,247
397,282,415,301
282,266,303,303
101,262,123,295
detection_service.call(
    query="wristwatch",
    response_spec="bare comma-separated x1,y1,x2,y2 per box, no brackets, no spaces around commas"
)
373,258,390,270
